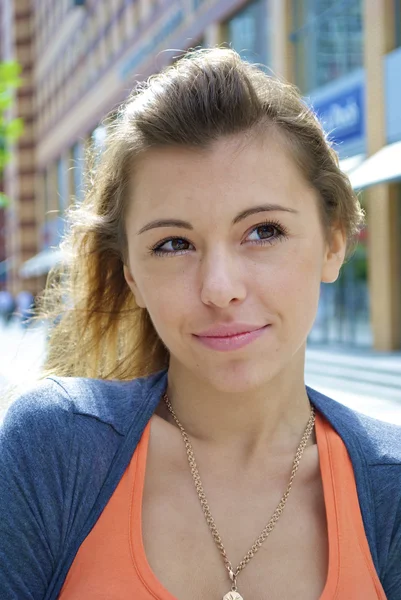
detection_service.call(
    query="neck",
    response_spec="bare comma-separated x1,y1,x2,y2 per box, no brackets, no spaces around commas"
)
162,351,315,466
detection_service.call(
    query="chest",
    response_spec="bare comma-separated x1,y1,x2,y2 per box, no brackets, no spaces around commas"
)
141,420,328,600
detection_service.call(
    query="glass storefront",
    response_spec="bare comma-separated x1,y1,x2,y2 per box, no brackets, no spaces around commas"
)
309,209,372,348
291,0,363,93
223,0,268,66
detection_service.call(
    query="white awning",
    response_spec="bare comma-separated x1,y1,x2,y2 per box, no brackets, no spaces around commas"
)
19,248,63,278
349,140,401,190
339,153,365,175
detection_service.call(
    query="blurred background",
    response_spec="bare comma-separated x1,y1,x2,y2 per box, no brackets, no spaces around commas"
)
0,0,400,421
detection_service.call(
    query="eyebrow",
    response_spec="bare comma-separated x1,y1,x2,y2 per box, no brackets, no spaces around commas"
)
137,203,298,234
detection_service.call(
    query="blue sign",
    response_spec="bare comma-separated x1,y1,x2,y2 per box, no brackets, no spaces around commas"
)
313,86,364,144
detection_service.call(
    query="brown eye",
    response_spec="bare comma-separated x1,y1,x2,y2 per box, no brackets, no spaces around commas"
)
171,238,190,251
255,225,275,239
245,221,288,245
151,237,194,255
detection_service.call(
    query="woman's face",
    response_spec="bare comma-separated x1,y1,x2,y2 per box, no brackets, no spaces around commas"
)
124,132,345,393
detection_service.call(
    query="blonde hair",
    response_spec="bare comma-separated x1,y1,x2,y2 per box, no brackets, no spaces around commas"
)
36,48,364,381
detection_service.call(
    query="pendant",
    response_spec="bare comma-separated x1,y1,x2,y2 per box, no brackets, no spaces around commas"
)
223,592,244,600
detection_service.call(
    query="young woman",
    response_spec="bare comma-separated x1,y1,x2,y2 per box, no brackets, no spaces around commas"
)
1,48,400,600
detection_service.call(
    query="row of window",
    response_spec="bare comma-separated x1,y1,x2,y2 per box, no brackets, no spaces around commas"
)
223,0,268,66
34,0,167,136
225,0,401,93
36,2,144,134
40,0,401,206
215,0,364,93
35,0,401,130
35,0,133,55
36,0,269,135
35,0,71,53
291,0,364,92
43,128,103,232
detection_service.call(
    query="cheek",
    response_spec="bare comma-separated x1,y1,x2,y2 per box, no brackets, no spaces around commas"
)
252,246,322,324
283,252,323,329
134,263,197,333
255,241,322,291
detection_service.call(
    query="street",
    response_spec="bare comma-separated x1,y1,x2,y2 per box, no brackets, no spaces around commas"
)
1,321,401,424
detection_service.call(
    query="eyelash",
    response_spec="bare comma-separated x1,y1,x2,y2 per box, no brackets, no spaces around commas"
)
149,220,289,257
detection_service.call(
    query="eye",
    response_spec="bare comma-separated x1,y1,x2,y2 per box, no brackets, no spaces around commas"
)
150,237,194,256
245,220,289,245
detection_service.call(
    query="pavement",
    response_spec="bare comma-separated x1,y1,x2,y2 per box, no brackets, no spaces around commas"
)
1,321,400,424
305,346,401,424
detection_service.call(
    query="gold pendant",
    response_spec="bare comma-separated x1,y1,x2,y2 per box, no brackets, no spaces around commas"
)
223,592,244,600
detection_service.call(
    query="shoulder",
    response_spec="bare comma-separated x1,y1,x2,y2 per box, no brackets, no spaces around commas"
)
2,369,168,440
1,377,73,445
47,370,167,434
0,371,167,595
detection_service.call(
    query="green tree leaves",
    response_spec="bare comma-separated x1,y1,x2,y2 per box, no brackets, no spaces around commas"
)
0,61,24,207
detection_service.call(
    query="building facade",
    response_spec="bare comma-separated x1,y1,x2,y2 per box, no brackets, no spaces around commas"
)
1,0,400,351
0,0,36,292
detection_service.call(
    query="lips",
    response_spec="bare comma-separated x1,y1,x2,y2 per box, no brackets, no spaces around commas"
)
194,323,268,338
193,323,271,352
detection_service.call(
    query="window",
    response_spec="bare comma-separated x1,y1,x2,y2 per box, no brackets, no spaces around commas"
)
117,10,126,46
290,0,363,93
223,0,268,66
111,19,121,56
98,2,107,30
57,156,69,214
98,36,107,69
125,2,137,40
43,170,49,224
105,27,114,59
71,142,85,203
91,125,107,168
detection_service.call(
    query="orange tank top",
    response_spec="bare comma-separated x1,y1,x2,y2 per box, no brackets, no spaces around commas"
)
59,411,387,599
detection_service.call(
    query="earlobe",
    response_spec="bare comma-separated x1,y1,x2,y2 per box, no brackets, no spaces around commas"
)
123,264,146,308
123,264,134,287
321,227,347,284
321,255,342,284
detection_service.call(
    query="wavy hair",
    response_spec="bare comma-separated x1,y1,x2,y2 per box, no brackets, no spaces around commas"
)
35,48,365,380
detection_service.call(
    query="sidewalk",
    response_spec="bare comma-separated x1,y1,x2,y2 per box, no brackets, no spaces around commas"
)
305,344,401,424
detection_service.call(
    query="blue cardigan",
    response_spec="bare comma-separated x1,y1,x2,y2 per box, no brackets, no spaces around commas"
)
1,370,400,599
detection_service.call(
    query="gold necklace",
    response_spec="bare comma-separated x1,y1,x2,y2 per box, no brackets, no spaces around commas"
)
162,392,316,600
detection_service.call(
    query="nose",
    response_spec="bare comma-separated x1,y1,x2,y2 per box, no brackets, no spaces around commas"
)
200,249,247,308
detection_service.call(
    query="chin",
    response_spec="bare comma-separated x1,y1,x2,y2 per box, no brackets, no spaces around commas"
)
197,358,278,395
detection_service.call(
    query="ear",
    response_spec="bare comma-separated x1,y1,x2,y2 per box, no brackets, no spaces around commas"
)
321,226,347,284
123,264,146,308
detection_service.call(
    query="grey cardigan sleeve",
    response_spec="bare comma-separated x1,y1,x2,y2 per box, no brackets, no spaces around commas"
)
0,380,73,599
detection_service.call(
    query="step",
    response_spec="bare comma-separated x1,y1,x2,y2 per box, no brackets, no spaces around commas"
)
305,361,401,391
306,348,401,374
305,372,401,404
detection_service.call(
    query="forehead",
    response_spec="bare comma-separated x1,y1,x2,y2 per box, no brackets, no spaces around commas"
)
127,132,315,221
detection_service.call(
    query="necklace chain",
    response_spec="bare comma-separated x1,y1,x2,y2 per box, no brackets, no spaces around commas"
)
162,392,316,596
